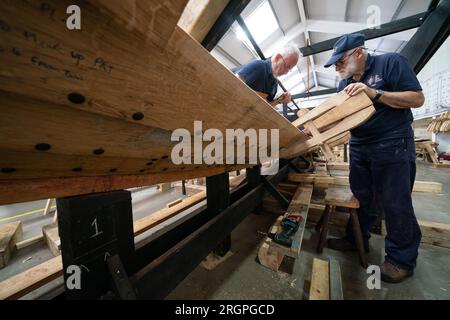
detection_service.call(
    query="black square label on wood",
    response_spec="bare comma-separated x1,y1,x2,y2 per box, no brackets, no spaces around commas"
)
70,205,117,259
57,190,135,299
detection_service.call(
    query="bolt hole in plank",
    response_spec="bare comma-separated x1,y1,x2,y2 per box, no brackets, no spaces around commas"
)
93,148,105,155
72,167,82,172
35,143,51,151
132,112,144,121
67,92,85,104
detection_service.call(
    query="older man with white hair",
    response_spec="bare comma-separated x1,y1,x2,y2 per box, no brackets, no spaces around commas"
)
236,44,300,107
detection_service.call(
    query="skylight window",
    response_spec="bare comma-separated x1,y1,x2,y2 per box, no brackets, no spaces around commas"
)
236,1,279,44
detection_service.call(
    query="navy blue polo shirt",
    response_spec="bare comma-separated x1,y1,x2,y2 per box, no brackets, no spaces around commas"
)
337,53,422,144
237,59,278,102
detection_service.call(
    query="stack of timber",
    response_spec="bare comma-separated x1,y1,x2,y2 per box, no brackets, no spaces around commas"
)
258,185,313,272
286,91,375,160
427,111,450,133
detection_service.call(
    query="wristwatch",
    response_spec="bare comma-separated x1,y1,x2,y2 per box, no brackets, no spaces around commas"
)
373,89,384,101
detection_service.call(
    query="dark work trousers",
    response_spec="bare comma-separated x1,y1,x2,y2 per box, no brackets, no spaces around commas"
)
346,137,422,270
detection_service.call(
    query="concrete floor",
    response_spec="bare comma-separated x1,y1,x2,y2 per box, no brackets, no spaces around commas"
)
1,162,449,299
167,162,450,300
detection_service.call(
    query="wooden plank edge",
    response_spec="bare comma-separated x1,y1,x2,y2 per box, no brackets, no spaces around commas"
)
309,258,330,300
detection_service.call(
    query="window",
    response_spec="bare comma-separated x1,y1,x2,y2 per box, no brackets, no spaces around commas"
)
236,1,279,44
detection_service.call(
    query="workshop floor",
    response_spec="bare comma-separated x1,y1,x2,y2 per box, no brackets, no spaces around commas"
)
167,162,450,300
1,163,449,299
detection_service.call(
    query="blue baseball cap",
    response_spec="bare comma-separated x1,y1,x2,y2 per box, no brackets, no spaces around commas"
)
324,33,365,68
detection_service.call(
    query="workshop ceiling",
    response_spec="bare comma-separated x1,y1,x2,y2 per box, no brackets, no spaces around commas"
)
210,0,432,106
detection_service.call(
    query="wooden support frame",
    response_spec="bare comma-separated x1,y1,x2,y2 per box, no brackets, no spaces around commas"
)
57,190,136,300
128,162,290,299
0,174,247,299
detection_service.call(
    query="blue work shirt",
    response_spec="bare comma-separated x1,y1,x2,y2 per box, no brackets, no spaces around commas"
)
337,53,422,144
237,59,278,102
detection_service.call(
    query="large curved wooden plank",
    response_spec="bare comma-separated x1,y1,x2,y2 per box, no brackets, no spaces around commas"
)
0,164,250,205
0,0,307,204
0,0,302,136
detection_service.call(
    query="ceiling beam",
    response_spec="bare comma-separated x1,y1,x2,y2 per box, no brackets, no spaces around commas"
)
297,0,318,88
201,0,251,51
291,88,336,99
300,12,426,56
214,45,242,67
401,0,450,73
315,65,339,77
344,0,350,22
268,0,285,34
306,19,416,41
374,0,407,54
263,22,307,57
262,16,416,60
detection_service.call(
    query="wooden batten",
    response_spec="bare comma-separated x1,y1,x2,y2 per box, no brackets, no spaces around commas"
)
309,258,330,300
178,0,230,42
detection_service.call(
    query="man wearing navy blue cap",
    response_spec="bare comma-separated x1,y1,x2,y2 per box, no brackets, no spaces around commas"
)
324,33,425,283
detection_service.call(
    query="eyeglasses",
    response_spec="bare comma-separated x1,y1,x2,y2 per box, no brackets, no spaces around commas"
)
334,49,358,67
280,56,294,73
280,56,289,69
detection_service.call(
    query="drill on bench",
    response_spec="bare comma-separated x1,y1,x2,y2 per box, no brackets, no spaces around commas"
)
262,215,303,248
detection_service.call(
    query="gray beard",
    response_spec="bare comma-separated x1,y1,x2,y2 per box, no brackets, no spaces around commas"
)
338,59,358,79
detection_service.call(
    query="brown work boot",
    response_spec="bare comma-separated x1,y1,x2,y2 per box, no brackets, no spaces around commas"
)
327,237,369,252
381,261,413,283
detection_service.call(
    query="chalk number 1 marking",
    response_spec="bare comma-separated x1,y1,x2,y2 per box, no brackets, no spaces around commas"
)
90,217,103,238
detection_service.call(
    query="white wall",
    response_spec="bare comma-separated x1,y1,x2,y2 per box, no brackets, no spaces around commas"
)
414,37,450,120
414,36,450,153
